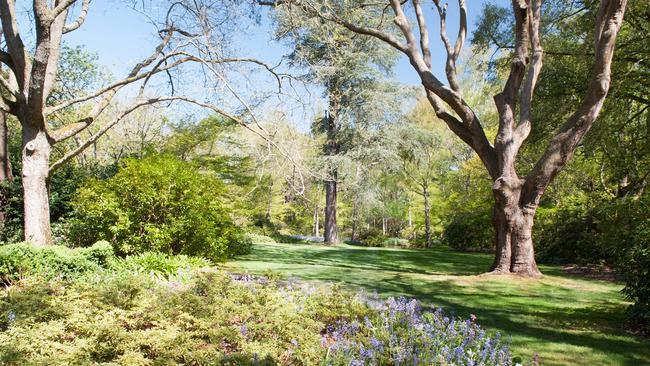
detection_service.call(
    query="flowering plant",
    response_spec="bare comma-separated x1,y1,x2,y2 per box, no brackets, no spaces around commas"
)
324,297,513,366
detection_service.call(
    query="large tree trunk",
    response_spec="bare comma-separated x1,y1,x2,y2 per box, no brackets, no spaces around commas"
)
22,127,52,246
490,179,541,276
323,176,338,244
423,185,432,247
0,112,13,226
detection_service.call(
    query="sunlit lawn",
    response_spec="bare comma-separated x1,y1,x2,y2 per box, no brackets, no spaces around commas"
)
226,243,650,366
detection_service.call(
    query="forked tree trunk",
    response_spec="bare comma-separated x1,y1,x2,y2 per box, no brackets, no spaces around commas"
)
490,179,540,276
22,126,52,246
324,177,338,244
423,185,432,247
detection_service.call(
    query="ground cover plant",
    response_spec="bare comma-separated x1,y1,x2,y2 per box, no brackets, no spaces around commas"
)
227,243,650,366
0,264,515,365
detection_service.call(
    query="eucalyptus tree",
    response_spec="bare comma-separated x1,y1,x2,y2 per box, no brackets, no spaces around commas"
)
265,0,628,275
273,4,399,243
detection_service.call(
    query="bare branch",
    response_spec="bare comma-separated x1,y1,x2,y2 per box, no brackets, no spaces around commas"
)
517,0,543,147
0,0,31,90
63,0,91,33
413,0,431,68
49,95,183,172
523,0,628,204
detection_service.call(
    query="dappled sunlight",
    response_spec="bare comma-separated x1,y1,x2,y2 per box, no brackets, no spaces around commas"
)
229,243,649,366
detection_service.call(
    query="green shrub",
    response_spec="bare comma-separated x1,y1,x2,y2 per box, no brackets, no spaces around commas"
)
443,209,494,252
245,233,276,244
0,271,367,365
0,241,114,283
110,252,211,279
381,237,410,247
69,154,250,262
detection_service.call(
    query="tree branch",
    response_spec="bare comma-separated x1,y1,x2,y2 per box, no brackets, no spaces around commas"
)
63,0,91,33
523,0,628,205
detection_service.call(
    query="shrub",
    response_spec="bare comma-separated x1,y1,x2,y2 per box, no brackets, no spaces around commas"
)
245,233,276,244
381,237,410,247
69,154,250,262
443,209,494,252
325,297,514,365
110,252,211,279
0,241,113,283
0,272,517,365
0,271,366,365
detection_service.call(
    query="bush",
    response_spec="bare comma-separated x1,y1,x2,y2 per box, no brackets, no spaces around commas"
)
0,241,114,283
245,233,276,244
381,237,410,247
110,252,211,279
0,271,366,365
443,209,494,252
69,154,250,262
0,272,518,365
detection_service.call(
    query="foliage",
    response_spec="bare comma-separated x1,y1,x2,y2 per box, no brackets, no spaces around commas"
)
0,271,367,365
0,264,518,366
0,241,114,283
443,209,494,252
110,252,211,279
69,154,250,261
326,297,513,365
245,233,277,244
0,162,117,244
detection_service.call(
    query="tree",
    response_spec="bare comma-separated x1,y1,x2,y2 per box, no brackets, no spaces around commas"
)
268,0,628,275
273,4,398,243
394,102,459,247
0,0,204,245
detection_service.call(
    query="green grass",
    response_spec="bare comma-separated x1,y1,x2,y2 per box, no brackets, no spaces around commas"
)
226,243,650,366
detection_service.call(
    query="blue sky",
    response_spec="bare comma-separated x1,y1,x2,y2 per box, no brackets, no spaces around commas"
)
58,0,506,128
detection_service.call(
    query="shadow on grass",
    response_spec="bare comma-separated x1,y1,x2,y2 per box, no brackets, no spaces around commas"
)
232,243,650,366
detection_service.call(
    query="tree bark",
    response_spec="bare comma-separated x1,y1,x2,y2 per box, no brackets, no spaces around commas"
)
323,176,338,244
22,126,52,246
423,184,432,247
0,112,13,226
490,178,541,276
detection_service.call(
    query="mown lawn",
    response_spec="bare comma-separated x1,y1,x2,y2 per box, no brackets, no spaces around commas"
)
226,243,650,366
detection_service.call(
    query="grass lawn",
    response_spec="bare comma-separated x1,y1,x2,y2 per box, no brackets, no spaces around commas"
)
225,243,650,366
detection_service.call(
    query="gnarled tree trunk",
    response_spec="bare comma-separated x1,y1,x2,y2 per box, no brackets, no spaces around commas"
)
22,125,52,246
490,178,540,276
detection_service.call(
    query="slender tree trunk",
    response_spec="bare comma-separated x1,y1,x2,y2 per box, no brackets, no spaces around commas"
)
423,185,432,247
381,215,386,236
22,126,52,246
490,179,541,276
323,93,340,245
351,201,358,241
265,180,273,224
0,112,13,226
313,205,320,237
408,204,412,228
324,175,338,244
